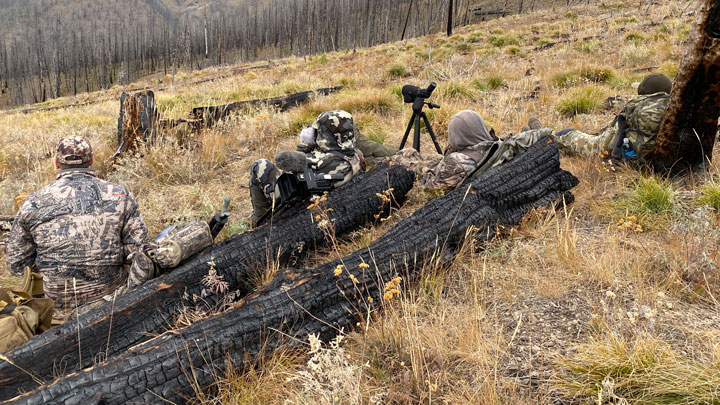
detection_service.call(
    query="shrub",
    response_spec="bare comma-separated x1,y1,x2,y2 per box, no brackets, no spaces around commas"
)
388,63,407,78
556,86,603,116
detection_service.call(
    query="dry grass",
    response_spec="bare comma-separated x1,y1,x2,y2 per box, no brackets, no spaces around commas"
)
2,0,719,403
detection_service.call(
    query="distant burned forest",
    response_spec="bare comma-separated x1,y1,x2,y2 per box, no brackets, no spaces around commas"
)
0,0,573,107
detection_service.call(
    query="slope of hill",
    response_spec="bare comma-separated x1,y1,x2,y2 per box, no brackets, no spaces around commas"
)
1,0,718,403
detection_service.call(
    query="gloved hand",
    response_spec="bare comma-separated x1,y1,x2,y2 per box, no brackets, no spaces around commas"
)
300,126,316,145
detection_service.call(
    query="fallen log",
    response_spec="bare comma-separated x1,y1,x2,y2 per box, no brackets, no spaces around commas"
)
652,0,720,173
7,137,578,404
0,163,414,400
190,86,343,128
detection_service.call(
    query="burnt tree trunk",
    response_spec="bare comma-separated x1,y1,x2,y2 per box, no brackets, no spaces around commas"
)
113,90,158,161
5,138,578,404
652,0,720,173
0,164,414,401
191,86,343,128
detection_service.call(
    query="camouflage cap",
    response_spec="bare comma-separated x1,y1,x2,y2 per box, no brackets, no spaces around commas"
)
313,110,354,133
56,135,93,166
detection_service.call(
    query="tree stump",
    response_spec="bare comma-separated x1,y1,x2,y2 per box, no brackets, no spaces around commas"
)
113,90,158,161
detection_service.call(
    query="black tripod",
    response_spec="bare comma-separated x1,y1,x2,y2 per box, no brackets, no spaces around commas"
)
398,97,443,154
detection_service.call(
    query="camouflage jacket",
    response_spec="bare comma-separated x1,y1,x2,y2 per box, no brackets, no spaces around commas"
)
389,128,550,191
297,111,362,187
5,168,148,307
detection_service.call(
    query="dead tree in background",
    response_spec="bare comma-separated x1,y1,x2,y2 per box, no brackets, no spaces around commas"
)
651,0,720,173
447,0,454,36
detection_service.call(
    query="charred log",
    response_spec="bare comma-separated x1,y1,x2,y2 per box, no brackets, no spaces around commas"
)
6,137,578,404
190,86,343,128
0,163,413,400
652,0,720,173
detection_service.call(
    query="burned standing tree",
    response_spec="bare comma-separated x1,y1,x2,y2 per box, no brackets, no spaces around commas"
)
651,0,720,173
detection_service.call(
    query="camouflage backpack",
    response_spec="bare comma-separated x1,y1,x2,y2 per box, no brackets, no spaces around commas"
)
621,92,670,161
0,268,53,353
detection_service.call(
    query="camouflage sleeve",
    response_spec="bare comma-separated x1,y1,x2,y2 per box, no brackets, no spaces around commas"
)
555,125,616,157
424,154,469,191
121,192,148,261
355,133,398,158
5,205,36,275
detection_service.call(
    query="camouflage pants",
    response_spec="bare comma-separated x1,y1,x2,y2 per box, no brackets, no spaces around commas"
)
555,127,615,158
249,159,281,226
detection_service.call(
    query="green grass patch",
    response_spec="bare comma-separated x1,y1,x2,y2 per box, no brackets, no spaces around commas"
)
438,82,475,100
455,42,473,53
557,336,720,404
486,76,505,90
620,45,655,66
624,31,646,44
698,182,720,212
388,63,407,78
489,32,523,47
556,86,604,116
576,40,602,54
621,176,675,215
553,67,615,88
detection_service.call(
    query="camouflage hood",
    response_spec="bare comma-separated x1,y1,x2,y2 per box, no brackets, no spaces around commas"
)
448,110,499,163
311,110,356,157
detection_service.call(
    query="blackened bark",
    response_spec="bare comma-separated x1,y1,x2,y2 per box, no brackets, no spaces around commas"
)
112,90,158,161
190,86,343,128
5,137,577,404
0,164,414,401
651,0,720,173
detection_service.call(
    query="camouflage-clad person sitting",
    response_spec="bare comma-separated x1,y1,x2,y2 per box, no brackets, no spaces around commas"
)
5,135,148,315
390,110,551,191
249,110,367,226
555,73,672,161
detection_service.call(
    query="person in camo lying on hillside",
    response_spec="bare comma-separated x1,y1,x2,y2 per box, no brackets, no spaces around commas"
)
555,73,672,162
249,110,395,227
389,110,551,191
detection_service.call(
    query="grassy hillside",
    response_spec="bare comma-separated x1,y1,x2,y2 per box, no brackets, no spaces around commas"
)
2,0,719,403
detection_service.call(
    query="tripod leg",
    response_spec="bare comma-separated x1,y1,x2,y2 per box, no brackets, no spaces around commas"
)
413,113,421,151
399,113,416,150
421,112,443,154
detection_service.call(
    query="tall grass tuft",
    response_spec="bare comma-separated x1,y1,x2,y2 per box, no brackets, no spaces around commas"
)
556,86,604,116
698,182,720,212
628,177,675,214
557,335,720,404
